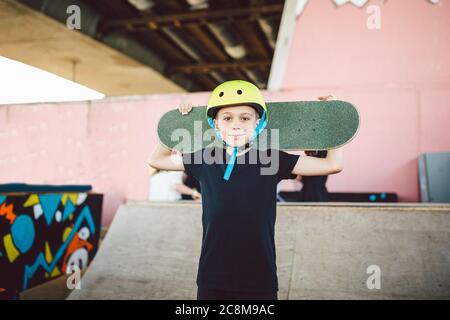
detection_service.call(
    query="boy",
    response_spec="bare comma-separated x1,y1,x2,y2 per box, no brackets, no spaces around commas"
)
148,80,343,300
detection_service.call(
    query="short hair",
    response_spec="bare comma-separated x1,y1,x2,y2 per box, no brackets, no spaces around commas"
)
215,105,260,119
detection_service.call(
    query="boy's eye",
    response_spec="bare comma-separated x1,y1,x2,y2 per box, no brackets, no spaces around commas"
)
242,117,250,121
223,117,231,121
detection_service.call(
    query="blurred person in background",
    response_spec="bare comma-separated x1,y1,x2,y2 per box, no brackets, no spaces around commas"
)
179,172,201,201
296,150,329,202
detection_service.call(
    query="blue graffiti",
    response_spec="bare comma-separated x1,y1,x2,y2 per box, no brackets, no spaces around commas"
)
39,194,62,226
22,206,96,290
11,215,35,254
62,198,76,221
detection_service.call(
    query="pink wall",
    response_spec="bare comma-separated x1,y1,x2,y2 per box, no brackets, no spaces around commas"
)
1,0,449,225
280,0,450,200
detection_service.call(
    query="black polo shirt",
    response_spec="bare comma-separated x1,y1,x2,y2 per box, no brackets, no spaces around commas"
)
182,146,300,292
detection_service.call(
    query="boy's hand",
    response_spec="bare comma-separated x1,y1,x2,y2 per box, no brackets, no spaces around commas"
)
192,189,201,201
179,102,193,115
317,95,335,101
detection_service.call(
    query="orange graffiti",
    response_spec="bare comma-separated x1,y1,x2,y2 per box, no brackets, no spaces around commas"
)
0,288,6,292
0,202,16,224
62,233,93,272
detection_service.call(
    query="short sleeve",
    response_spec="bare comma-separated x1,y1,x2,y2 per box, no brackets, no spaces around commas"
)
277,150,300,181
182,149,203,181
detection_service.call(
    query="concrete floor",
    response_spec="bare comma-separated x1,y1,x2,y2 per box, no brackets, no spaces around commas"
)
65,201,450,300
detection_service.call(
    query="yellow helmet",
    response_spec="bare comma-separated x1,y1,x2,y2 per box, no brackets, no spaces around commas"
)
206,80,267,120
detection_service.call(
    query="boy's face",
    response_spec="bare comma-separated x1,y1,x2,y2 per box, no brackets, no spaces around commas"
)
213,105,260,147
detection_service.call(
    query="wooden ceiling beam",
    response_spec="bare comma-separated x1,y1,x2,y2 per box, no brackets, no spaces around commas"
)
235,20,272,60
100,4,283,32
184,25,230,62
169,60,272,75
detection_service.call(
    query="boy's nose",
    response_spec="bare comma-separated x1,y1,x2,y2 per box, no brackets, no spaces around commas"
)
231,120,241,130
232,125,244,132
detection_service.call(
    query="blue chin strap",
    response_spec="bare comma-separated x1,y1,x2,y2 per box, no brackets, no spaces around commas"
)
207,110,267,181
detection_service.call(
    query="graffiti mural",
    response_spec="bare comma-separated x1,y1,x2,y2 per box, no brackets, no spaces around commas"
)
0,192,102,299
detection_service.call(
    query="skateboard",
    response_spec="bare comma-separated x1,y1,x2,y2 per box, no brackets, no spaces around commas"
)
157,100,360,153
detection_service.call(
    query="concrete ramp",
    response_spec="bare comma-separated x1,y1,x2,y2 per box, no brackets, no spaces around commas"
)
68,201,450,299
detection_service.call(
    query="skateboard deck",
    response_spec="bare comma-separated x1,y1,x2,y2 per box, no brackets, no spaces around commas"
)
157,100,360,153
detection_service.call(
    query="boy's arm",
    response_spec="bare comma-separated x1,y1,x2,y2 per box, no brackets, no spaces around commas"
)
290,94,344,176
147,142,184,171
174,183,201,200
148,103,193,171
291,147,343,176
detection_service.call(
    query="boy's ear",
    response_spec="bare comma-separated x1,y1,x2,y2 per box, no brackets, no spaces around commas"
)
213,118,219,129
